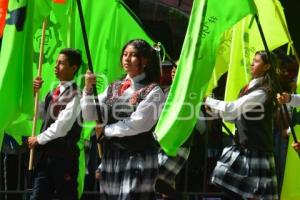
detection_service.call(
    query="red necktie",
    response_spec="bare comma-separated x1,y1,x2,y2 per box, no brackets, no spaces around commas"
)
240,84,249,96
52,86,61,102
118,79,131,95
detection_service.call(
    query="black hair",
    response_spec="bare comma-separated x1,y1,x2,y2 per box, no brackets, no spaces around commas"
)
59,48,82,75
121,39,160,83
255,50,279,104
255,51,278,66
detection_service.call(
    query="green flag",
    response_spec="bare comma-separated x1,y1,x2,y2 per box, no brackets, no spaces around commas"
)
206,29,232,95
1,0,156,195
32,1,73,102
0,0,50,143
30,0,155,138
222,19,251,133
73,0,154,90
0,0,50,149
154,0,256,156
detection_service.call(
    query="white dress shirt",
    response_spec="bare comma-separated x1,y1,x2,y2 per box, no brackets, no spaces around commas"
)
81,73,165,138
205,77,267,121
37,82,81,145
289,94,300,107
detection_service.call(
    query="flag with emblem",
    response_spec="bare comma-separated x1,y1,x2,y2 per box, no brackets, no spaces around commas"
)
0,0,51,147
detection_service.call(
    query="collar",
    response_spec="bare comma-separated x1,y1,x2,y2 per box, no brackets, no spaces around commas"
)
125,73,146,84
248,77,263,89
58,81,74,94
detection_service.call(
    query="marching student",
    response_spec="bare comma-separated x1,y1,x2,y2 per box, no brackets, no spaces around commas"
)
28,48,82,200
205,51,278,200
82,39,164,199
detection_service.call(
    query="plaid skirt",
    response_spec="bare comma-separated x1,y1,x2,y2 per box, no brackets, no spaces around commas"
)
211,145,278,200
99,148,158,200
157,147,190,187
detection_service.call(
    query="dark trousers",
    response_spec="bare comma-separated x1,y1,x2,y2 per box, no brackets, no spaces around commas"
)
30,155,79,200
222,188,244,200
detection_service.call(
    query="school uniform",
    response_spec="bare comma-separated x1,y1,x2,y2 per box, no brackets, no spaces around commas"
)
82,73,164,200
205,77,278,200
30,82,82,200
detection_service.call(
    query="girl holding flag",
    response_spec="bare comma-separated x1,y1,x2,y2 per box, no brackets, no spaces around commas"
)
205,51,278,200
81,39,164,200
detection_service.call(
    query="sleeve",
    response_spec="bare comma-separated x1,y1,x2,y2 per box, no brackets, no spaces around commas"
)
289,94,300,107
205,89,267,121
104,86,164,138
81,87,108,121
37,95,81,145
97,163,102,170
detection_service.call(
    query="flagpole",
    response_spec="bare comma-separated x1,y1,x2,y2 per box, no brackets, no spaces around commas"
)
221,122,234,138
76,0,103,157
28,18,47,182
254,14,300,156
95,126,102,159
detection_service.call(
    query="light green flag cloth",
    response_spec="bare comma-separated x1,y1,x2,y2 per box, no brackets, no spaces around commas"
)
154,0,256,156
225,0,289,99
206,29,232,95
207,0,289,98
